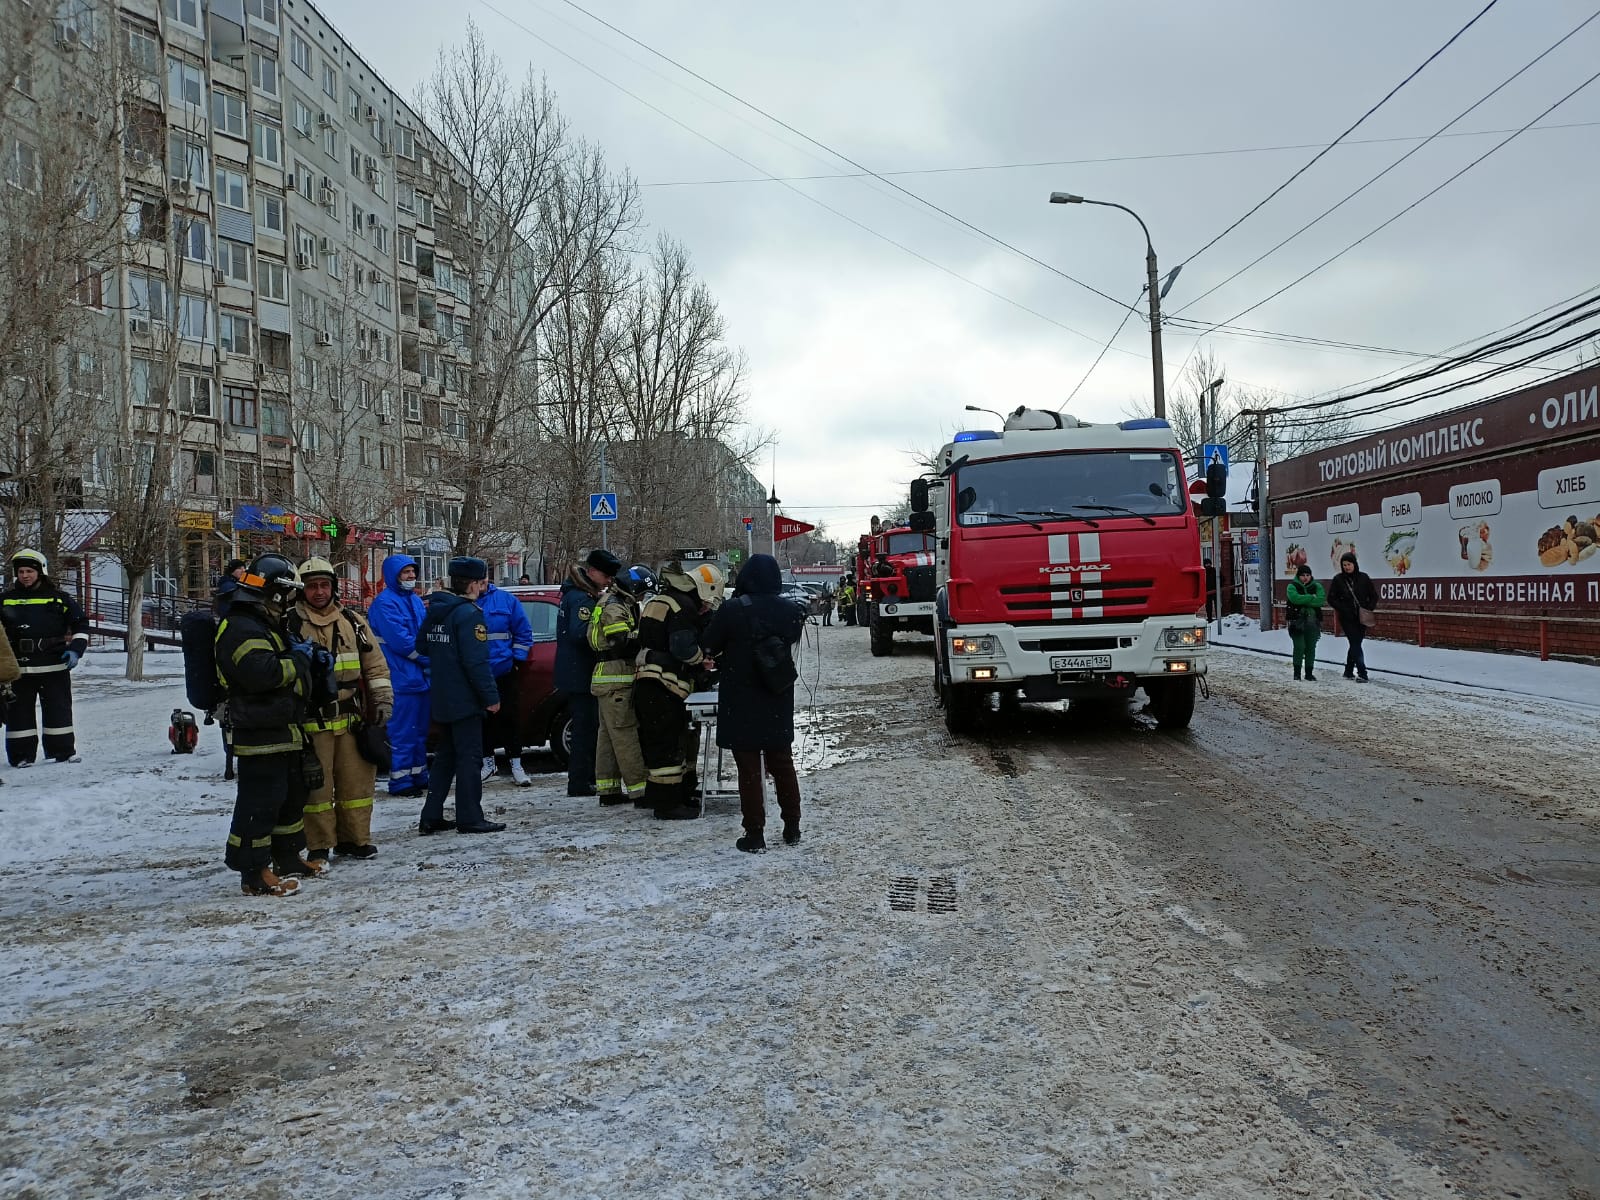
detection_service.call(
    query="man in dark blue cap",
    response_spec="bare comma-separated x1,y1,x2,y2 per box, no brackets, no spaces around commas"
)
414,556,505,834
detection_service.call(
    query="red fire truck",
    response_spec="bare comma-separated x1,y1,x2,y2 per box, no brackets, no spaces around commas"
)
913,407,1209,732
853,518,938,655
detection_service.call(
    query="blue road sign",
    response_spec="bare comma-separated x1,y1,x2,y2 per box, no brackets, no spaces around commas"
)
589,492,618,521
1201,443,1230,472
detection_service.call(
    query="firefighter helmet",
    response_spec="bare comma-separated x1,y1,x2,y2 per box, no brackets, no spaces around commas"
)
687,562,725,604
236,553,304,606
296,556,337,583
615,564,656,597
11,548,47,574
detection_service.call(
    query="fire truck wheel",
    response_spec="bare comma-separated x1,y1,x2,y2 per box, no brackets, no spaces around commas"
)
943,681,982,735
869,613,894,657
1149,676,1196,730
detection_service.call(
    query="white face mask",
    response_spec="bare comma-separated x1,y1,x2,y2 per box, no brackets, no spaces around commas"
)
399,578,416,591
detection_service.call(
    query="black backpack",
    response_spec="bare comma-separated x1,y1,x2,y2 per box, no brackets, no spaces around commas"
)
179,609,225,712
738,596,798,693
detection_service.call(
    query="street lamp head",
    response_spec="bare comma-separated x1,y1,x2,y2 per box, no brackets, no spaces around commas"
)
1208,377,1225,392
1048,191,1084,205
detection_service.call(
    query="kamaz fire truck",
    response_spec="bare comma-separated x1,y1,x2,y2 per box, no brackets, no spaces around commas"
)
911,407,1209,732
854,518,937,656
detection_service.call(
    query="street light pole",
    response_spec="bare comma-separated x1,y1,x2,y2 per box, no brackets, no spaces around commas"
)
1048,192,1166,420
1204,376,1225,634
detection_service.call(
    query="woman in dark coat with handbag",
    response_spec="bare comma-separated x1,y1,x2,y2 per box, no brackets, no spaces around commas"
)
1327,551,1378,682
700,554,808,853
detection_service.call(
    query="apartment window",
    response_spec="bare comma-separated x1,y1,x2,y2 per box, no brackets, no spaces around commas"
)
445,406,466,440
179,292,211,342
353,267,367,297
322,124,337,158
250,52,278,98
259,258,287,302
252,121,282,167
289,32,311,75
122,20,159,76
255,331,287,373
292,99,313,138
261,396,290,437
214,166,248,210
179,373,213,417
418,348,436,381
211,89,247,139
182,449,217,495
347,86,361,121
358,378,373,409
397,230,415,266
128,358,154,405
375,280,392,311
326,248,341,280
219,239,250,284
228,459,258,498
396,180,414,213
299,421,323,456
181,219,210,263
435,262,453,293
370,225,388,256
396,126,415,159
168,134,207,190
296,288,317,326
219,311,251,355
403,387,421,421
293,161,314,201
69,350,100,394
74,264,105,308
165,0,199,31
294,229,316,268
321,63,337,98
255,191,285,236
128,272,168,327
167,57,205,110
416,195,433,226
349,146,361,178
245,0,278,23
226,384,257,428
297,354,317,392
369,168,383,199
358,436,372,467
379,442,395,472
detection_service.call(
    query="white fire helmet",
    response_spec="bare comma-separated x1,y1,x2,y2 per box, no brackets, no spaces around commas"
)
688,562,725,604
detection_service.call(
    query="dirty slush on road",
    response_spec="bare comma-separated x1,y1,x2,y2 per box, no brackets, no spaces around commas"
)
2,626,1596,1199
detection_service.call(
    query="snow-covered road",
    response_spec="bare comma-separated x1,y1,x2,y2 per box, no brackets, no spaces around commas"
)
1,629,1595,1198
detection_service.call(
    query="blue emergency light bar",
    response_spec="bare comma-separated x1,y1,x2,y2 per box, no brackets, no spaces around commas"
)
953,430,1001,442
1118,418,1171,431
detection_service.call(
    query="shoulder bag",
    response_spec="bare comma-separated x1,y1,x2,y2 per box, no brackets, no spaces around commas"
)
739,596,798,694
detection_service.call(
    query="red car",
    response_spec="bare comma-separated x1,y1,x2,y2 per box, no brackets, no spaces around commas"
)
504,585,573,765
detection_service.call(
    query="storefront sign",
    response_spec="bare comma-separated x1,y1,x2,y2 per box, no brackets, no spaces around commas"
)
177,510,215,531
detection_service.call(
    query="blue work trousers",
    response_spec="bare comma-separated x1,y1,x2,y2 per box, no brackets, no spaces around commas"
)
387,690,431,795
421,716,486,828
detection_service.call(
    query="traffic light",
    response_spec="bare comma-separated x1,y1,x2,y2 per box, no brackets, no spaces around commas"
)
1201,461,1228,517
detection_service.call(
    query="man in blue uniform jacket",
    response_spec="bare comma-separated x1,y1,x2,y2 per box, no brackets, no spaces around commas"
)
414,557,504,835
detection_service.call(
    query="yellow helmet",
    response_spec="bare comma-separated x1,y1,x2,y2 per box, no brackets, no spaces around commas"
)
688,562,725,603
296,556,337,583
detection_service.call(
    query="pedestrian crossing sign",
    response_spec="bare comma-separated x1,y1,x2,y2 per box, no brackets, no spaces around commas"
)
1201,443,1229,472
589,492,618,521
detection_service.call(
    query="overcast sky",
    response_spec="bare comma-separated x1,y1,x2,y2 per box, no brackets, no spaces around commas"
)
334,0,1600,538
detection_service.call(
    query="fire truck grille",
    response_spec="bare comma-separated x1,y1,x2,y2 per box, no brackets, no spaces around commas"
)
999,578,1154,621
904,565,936,603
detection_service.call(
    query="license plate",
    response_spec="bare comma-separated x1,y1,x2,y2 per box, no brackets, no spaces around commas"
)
1050,654,1111,671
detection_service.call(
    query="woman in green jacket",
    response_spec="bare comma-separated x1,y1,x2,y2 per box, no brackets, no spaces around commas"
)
1285,564,1326,681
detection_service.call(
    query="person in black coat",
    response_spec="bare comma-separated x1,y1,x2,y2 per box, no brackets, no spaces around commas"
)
415,556,504,834
1327,551,1379,682
700,553,808,852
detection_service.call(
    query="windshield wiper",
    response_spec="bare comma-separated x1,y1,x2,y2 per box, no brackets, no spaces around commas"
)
1017,509,1098,528
1065,504,1157,526
939,454,970,479
966,511,1044,530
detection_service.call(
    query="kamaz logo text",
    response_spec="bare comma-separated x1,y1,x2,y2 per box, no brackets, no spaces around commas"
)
1039,563,1111,574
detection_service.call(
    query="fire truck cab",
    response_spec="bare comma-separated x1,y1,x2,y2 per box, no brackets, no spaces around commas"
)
857,522,937,656
915,407,1209,732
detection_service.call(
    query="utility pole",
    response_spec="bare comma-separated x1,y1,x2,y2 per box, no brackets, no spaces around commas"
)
598,442,609,553
1206,378,1224,635
1256,410,1272,632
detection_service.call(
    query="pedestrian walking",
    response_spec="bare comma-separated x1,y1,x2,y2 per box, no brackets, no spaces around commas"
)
1285,564,1325,682
289,558,394,863
820,585,834,626
1328,552,1379,682
415,557,504,835
555,548,620,797
634,561,723,820
838,576,856,625
700,554,807,852
477,578,534,787
367,553,430,797
215,553,320,897
1,549,90,766
587,564,654,807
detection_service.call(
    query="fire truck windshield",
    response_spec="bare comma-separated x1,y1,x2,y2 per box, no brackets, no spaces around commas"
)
954,451,1185,526
883,531,935,554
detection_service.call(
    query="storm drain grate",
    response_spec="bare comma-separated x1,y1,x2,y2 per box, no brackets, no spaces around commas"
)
888,876,920,911
887,875,959,913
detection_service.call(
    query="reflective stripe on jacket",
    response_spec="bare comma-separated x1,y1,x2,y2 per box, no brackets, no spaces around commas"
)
635,586,704,699
289,601,394,733
215,602,306,755
588,590,640,696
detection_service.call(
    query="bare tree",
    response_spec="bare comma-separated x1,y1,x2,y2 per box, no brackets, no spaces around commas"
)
417,21,639,556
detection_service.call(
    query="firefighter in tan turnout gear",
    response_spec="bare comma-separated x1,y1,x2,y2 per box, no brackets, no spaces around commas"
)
633,561,723,820
289,558,394,861
587,564,655,807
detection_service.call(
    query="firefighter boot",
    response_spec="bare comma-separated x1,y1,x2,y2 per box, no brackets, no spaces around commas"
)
242,868,300,897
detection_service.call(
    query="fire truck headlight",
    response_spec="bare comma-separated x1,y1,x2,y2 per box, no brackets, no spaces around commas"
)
1163,626,1207,648
951,635,998,655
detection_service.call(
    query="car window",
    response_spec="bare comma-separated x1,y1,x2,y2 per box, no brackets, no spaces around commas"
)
521,599,558,641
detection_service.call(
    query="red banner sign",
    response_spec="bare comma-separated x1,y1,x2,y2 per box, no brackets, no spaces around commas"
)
774,516,816,543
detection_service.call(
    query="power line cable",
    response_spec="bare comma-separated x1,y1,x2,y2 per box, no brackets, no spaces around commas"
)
1176,0,1500,271
1061,289,1144,409
467,0,1125,350
552,0,1133,310
1174,9,1600,315
637,120,1600,187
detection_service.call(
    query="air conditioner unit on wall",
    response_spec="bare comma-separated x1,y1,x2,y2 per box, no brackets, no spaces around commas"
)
317,112,333,128
295,251,312,269
315,332,332,346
